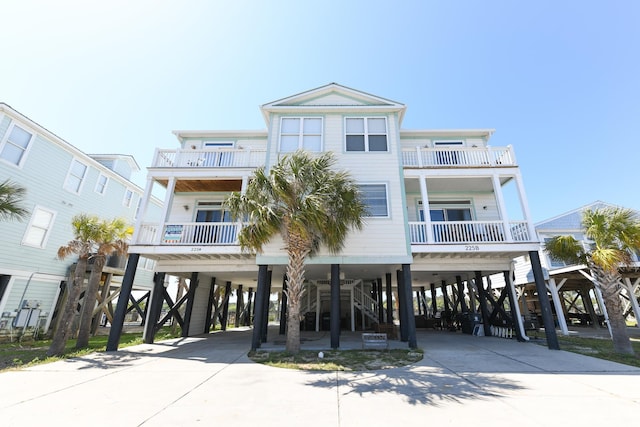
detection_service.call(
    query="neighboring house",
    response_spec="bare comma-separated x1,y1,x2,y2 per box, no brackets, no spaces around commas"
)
500,201,640,335
0,103,162,340
118,83,545,349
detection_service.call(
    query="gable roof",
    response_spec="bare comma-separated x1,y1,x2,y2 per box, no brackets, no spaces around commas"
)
260,83,406,124
535,200,626,231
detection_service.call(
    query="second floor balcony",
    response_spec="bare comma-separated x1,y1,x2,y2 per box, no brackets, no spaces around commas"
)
152,148,266,169
402,146,516,168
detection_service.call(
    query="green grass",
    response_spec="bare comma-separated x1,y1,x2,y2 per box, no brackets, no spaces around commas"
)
248,349,424,371
554,335,640,368
0,328,180,372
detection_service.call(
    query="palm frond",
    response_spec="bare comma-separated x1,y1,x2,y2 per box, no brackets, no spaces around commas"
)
0,179,28,221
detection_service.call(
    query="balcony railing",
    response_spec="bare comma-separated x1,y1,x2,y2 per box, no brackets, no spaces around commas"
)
402,146,516,168
153,148,266,168
136,222,240,245
408,220,531,244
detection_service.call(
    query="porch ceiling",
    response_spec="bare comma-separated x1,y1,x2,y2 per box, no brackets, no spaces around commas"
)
404,176,511,193
156,178,242,193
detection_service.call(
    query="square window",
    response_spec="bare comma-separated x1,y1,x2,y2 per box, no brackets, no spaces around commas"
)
279,117,322,152
1,125,32,166
359,184,389,217
345,117,388,152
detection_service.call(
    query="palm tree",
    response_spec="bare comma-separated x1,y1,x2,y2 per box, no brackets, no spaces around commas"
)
48,214,101,356
0,179,28,221
544,207,640,355
226,150,366,353
75,218,131,349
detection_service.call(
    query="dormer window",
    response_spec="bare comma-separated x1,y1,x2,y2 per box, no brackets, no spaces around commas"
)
345,117,387,152
279,117,322,152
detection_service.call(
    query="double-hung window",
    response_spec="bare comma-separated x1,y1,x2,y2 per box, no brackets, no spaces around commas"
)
1,124,32,166
279,117,322,152
22,206,56,248
123,189,134,208
345,118,388,152
359,184,389,217
95,174,108,195
64,159,88,193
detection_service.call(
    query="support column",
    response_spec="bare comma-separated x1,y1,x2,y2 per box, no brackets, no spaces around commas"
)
330,264,341,349
503,270,526,342
397,270,407,341
279,275,288,335
182,272,198,338
456,275,468,312
204,277,216,333
529,251,560,350
624,278,640,326
246,287,254,326
430,283,438,316
154,177,177,244
107,253,139,351
385,273,393,324
376,278,384,323
251,265,268,350
235,285,244,327
491,173,512,242
221,281,232,331
467,277,477,313
143,272,165,344
420,286,428,316
402,264,417,348
262,270,272,343
131,176,154,243
418,175,434,242
441,280,452,328
548,278,569,336
475,271,492,337
580,286,599,328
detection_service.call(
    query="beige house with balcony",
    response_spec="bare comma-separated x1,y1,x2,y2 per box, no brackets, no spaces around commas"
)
107,84,558,351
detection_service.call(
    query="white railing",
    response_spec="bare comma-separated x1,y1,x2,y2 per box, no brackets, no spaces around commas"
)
135,222,240,245
402,146,516,168
153,148,266,168
353,284,381,323
409,220,532,244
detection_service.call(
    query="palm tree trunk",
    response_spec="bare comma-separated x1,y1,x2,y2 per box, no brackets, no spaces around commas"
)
591,264,634,355
285,246,308,353
76,255,106,349
48,258,88,356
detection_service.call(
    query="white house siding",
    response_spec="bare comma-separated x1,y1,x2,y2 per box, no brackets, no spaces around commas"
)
187,278,211,335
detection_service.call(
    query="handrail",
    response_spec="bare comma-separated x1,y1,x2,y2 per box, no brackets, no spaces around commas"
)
402,146,515,168
153,148,266,168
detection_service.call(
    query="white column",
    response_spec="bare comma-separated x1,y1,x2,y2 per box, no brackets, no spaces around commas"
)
315,286,321,332
418,175,434,243
154,177,177,245
514,172,536,241
132,176,154,243
491,173,512,242
624,278,640,326
548,278,569,335
508,262,529,340
241,175,249,194
593,286,613,338
351,287,355,332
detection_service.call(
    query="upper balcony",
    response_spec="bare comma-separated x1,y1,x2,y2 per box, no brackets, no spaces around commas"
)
152,148,266,169
402,146,516,168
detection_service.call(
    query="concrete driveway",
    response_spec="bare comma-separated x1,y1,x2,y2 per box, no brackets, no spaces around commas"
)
1,327,639,426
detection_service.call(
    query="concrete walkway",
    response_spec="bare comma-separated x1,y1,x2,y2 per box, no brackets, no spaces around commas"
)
1,328,639,426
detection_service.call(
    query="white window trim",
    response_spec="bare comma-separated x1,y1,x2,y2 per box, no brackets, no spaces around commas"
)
123,188,134,208
63,158,88,194
21,205,57,249
279,117,323,152
345,117,389,152
0,122,34,168
94,173,109,195
359,183,390,218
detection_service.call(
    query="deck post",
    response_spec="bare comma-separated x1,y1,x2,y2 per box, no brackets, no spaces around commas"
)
456,275,468,312
503,271,526,341
330,264,341,349
475,271,493,337
402,264,417,348
377,278,384,323
143,272,165,344
182,272,198,337
246,287,253,326
204,277,216,333
420,286,429,316
107,253,139,351
442,280,453,328
251,266,268,350
279,275,287,335
221,281,232,331
261,270,272,343
430,282,438,316
235,284,244,327
385,273,393,324
529,251,560,349
397,269,408,341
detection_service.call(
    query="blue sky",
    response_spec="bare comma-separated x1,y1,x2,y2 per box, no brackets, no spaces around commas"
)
2,0,639,222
